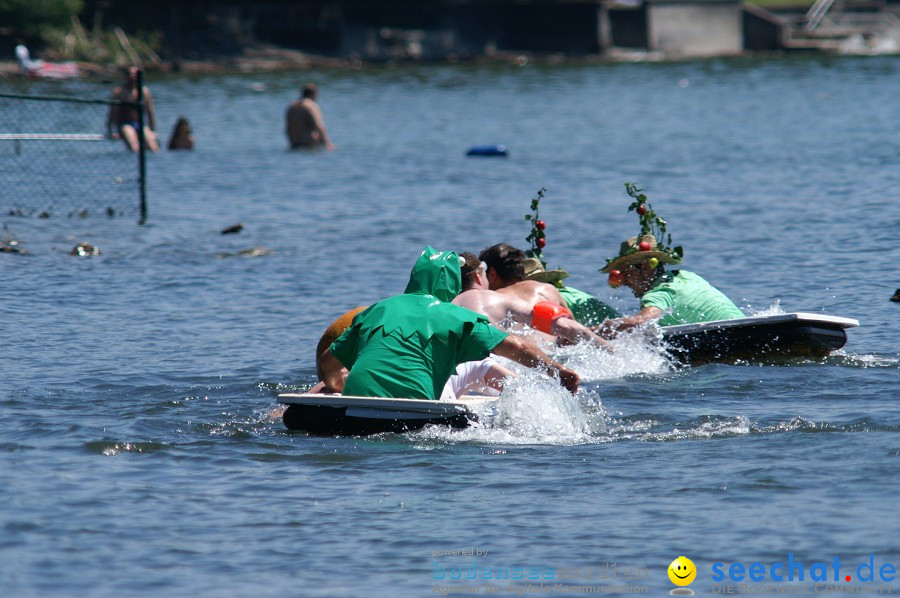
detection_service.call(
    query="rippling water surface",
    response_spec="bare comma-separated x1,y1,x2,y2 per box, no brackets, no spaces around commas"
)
1,56,899,597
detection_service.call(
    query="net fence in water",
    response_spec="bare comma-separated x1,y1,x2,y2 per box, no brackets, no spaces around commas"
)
0,92,146,222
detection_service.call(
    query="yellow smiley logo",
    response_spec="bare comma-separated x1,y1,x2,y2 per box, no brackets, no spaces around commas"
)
668,556,697,586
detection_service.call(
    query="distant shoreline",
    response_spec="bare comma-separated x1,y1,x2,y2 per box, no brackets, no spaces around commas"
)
0,45,801,80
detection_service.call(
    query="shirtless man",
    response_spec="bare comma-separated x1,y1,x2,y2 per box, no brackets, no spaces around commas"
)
106,67,159,152
454,252,607,347
479,242,570,302
286,83,335,150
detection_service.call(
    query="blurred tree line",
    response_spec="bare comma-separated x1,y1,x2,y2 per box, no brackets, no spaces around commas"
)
2,0,162,65
0,0,84,37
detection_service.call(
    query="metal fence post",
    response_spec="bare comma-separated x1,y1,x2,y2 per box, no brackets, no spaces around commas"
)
137,69,148,224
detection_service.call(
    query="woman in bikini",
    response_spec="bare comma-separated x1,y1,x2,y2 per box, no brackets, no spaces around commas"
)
106,67,159,152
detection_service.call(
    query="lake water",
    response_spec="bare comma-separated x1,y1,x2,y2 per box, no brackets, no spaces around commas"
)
1,55,899,597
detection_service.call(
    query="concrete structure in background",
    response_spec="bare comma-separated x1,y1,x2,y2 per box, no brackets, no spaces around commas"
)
75,0,900,62
327,0,746,59
646,0,744,56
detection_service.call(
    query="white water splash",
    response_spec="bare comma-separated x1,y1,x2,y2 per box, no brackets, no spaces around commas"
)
562,327,677,382
609,415,753,442
746,300,786,317
413,369,607,445
824,352,900,368
412,330,683,445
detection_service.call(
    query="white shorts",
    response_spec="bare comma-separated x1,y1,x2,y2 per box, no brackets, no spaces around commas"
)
439,358,502,401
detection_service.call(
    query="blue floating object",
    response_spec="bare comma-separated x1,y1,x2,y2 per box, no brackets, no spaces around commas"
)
466,144,508,157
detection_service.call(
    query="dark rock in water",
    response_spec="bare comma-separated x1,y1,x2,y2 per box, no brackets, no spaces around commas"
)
891,289,900,303
221,223,243,235
0,242,29,255
71,242,100,257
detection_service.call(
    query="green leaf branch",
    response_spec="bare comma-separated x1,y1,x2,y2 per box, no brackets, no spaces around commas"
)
524,187,547,265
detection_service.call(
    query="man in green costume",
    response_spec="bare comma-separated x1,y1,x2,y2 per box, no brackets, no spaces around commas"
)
318,246,580,399
598,234,744,337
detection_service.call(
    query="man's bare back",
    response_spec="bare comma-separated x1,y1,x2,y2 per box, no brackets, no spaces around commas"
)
453,288,557,347
452,289,534,325
495,280,566,307
287,99,326,148
454,287,607,348
286,84,335,150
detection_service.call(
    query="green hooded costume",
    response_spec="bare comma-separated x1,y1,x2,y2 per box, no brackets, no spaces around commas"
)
330,246,509,400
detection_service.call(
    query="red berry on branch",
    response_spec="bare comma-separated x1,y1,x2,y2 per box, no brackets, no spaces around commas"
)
535,220,546,230
638,241,652,252
608,270,623,288
637,205,647,216
536,237,546,249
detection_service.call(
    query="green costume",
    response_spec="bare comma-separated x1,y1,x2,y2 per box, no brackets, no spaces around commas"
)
330,246,508,400
558,285,620,326
641,270,744,326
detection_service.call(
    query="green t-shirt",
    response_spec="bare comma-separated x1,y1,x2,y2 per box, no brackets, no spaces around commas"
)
641,270,744,326
330,294,508,400
558,285,620,326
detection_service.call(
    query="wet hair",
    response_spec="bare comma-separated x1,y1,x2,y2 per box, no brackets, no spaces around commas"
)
302,83,317,99
168,116,193,150
459,252,481,290
174,117,190,133
479,243,525,282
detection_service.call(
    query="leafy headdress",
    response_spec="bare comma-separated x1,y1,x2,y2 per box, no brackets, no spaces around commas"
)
523,187,569,287
601,184,683,284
